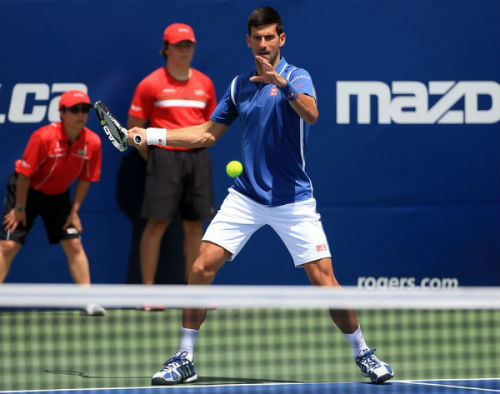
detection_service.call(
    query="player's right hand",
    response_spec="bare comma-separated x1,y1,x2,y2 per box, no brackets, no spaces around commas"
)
128,127,146,147
2,208,26,232
250,55,286,87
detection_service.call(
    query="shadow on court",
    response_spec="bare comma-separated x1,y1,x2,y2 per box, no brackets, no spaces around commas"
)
44,369,299,385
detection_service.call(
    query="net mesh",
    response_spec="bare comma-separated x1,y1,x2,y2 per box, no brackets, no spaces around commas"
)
0,285,498,393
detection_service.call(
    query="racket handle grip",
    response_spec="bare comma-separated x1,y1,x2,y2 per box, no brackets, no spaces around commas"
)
122,128,143,144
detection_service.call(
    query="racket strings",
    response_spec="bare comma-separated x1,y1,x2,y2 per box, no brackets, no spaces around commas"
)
95,102,127,152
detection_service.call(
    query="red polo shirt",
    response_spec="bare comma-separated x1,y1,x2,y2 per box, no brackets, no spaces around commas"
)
15,122,102,195
129,67,216,151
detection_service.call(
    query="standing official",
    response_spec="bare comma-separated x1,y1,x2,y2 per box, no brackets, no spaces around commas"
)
128,23,217,284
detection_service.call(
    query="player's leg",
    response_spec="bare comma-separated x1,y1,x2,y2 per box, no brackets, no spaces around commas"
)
182,189,263,331
271,197,393,383
303,257,359,333
151,241,229,386
0,240,21,282
140,218,170,284
303,259,393,383
271,198,358,331
181,220,203,283
183,240,229,325
152,190,263,385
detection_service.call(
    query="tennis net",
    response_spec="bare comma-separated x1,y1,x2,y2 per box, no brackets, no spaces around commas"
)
0,285,498,393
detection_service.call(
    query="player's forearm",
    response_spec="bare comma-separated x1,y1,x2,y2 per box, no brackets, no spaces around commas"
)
71,179,91,213
15,173,30,210
289,94,318,124
163,123,216,148
130,121,227,149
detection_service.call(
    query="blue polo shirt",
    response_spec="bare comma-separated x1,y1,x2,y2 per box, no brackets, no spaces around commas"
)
211,57,317,206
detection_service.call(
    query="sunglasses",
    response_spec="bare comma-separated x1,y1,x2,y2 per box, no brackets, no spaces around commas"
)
66,105,91,114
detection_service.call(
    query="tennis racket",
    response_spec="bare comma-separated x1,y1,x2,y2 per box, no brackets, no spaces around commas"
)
94,101,142,152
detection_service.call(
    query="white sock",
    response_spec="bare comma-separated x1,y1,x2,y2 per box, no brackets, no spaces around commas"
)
178,327,199,362
344,325,369,358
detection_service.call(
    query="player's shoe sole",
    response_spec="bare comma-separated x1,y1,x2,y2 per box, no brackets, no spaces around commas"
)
152,374,198,385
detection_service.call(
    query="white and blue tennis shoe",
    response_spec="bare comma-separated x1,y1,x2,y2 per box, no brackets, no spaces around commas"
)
355,348,394,384
152,352,198,385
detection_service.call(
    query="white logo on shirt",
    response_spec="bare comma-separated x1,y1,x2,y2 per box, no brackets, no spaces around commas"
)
163,88,176,93
290,75,311,84
130,104,142,112
195,90,205,96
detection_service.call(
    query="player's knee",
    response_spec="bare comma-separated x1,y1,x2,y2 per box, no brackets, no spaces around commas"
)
187,242,227,283
0,240,21,256
305,258,339,286
190,258,219,284
190,261,212,282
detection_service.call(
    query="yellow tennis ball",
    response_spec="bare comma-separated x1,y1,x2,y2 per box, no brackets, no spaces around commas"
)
226,160,243,178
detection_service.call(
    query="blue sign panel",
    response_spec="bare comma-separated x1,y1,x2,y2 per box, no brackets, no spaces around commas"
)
0,0,498,286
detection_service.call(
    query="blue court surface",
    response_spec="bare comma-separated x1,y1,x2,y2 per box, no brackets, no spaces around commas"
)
1,379,498,394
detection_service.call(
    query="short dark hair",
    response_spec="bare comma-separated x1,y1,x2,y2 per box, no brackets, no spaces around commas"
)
247,6,283,35
160,42,170,60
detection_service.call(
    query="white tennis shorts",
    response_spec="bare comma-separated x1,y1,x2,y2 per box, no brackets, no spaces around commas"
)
202,188,331,267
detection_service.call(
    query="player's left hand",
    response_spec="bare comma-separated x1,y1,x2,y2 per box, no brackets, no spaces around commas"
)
250,56,287,87
63,211,82,233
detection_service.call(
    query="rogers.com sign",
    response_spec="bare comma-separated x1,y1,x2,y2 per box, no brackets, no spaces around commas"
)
0,83,88,124
336,81,500,124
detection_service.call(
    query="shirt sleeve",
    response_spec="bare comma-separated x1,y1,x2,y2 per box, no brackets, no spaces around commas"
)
289,68,316,100
128,78,154,120
79,137,102,182
210,78,239,125
15,133,45,178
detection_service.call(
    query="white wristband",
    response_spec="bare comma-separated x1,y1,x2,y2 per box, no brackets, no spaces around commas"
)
146,128,167,145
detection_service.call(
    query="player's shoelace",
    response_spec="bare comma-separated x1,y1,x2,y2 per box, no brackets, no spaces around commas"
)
157,351,195,382
358,348,380,368
161,352,189,371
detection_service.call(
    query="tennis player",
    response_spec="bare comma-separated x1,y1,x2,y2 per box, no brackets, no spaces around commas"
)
129,7,394,385
0,90,103,309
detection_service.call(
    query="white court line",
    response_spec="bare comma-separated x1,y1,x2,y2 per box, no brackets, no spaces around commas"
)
400,378,500,393
0,381,304,394
404,378,500,382
1,379,499,394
